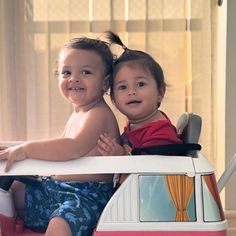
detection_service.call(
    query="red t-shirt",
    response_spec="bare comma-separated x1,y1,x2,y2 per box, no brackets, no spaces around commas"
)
122,114,182,150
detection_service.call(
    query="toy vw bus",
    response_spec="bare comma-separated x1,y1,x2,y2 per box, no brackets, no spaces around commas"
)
0,113,232,235
94,152,227,236
0,151,228,236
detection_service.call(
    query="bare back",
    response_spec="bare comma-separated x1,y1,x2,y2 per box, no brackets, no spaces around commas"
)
53,99,120,182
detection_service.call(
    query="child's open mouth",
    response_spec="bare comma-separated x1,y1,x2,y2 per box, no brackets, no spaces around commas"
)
126,100,142,105
69,87,84,91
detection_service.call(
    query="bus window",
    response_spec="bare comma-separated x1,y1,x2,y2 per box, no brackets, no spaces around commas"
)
139,175,196,222
202,174,225,222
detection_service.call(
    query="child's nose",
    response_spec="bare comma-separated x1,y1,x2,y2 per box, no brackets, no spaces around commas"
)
69,74,80,82
128,90,136,96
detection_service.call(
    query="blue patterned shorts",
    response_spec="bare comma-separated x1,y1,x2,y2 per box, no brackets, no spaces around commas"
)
24,178,114,236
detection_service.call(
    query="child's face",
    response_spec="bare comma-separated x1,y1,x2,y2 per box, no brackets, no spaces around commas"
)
113,64,163,122
58,48,108,111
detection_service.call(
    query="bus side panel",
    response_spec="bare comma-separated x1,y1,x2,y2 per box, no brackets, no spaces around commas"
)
93,230,227,236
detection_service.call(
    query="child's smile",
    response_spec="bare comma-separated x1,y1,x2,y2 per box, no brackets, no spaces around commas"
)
58,48,106,111
68,86,85,91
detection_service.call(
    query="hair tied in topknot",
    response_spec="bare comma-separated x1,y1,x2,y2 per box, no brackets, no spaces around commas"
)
105,31,127,50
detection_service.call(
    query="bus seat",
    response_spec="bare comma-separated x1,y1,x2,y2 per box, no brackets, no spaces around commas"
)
176,112,202,144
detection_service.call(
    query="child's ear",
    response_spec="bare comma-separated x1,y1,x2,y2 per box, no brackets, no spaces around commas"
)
102,74,110,92
157,87,165,105
159,87,165,99
157,94,164,103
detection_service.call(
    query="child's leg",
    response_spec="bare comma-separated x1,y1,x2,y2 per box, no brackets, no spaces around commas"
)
49,182,115,236
45,217,71,236
11,181,25,219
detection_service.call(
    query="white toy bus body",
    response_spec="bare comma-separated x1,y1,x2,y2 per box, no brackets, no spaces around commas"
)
0,146,227,236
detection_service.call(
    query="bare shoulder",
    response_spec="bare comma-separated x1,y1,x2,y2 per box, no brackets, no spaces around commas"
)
89,102,116,121
87,102,120,137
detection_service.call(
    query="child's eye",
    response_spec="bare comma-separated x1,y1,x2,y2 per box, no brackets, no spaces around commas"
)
61,70,71,78
137,82,146,87
81,70,92,76
117,85,127,90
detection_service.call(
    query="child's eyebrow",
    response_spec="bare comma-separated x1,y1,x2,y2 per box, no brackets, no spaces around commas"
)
114,76,150,85
114,80,127,86
135,76,149,80
79,65,95,69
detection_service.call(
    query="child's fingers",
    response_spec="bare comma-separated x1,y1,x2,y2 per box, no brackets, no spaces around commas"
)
99,134,113,145
0,151,12,172
97,139,111,152
97,147,108,156
0,146,8,151
0,150,8,159
98,134,107,143
4,159,13,172
102,133,119,145
102,133,113,140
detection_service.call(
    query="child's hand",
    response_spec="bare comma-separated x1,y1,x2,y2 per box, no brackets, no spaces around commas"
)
0,145,8,150
97,133,125,156
0,145,27,172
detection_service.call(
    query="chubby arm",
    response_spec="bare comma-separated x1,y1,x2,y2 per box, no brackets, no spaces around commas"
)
0,107,119,172
0,137,89,173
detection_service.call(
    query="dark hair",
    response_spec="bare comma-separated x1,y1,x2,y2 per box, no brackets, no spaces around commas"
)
61,37,113,76
105,31,166,107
